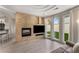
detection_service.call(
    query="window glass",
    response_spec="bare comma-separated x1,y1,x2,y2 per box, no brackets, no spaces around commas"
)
53,16,60,39
64,15,70,42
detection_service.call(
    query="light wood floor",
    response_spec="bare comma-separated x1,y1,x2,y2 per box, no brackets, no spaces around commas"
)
0,39,70,53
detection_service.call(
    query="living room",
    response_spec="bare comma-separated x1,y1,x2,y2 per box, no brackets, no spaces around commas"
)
0,5,79,53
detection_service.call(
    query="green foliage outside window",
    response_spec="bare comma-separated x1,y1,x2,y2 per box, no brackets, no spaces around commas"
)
47,31,69,42
64,33,68,41
55,32,59,39
55,32,69,41
47,31,51,37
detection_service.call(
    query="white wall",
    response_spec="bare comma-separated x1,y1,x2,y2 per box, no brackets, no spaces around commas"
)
0,10,16,40
70,7,79,43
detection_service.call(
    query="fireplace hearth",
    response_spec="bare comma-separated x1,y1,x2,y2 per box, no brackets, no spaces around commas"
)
22,28,31,37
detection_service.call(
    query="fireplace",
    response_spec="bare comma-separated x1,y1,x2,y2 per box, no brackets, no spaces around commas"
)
22,28,31,37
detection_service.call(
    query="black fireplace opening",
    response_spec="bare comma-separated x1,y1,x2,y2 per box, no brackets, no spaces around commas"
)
22,28,31,37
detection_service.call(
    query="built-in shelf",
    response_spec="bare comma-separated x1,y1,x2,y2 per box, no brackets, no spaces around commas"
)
35,33,44,36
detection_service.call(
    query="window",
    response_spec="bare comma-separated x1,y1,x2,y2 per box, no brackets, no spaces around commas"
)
45,17,51,38
64,15,70,42
53,16,60,40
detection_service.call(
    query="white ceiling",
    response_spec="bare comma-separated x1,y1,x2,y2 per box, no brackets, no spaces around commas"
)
0,6,15,18
2,5,76,17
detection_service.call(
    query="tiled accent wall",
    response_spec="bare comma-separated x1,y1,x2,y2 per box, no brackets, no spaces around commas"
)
16,12,45,42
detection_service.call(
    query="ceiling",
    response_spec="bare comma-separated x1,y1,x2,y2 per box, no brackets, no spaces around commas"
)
2,5,76,17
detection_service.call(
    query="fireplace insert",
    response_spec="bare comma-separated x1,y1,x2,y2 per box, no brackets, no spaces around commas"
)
22,28,31,37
